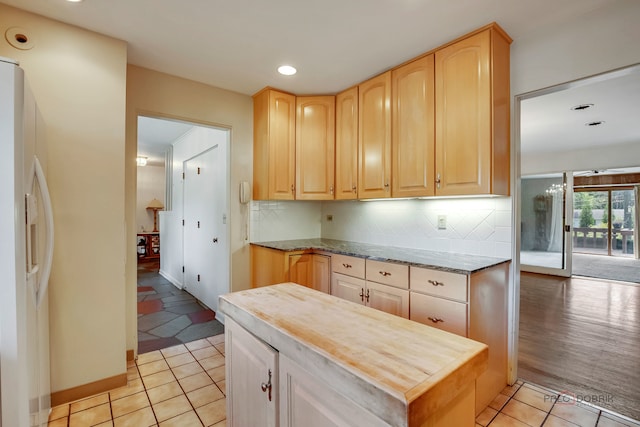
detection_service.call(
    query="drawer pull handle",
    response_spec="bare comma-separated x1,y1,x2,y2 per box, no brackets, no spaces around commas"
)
428,317,444,324
359,288,364,302
261,369,273,401
379,271,391,277
428,280,444,286
365,289,370,303
343,263,352,268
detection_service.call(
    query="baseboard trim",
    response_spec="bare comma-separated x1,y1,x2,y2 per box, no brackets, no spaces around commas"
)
126,349,135,361
159,269,183,289
51,373,127,407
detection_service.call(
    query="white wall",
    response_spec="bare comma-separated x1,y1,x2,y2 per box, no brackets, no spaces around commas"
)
513,0,640,175
136,164,165,232
160,127,229,288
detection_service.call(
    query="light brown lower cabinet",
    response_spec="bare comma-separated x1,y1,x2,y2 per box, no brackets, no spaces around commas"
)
250,245,330,293
409,262,510,415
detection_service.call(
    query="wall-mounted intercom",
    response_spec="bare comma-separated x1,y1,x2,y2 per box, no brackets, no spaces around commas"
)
239,181,251,204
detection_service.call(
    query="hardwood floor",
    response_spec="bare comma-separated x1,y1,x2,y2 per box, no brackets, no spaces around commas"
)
519,272,640,421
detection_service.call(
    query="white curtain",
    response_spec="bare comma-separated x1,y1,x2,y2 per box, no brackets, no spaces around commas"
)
547,188,563,252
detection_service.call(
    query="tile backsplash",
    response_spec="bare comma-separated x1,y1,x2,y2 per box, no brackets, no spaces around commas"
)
250,197,513,259
250,201,322,242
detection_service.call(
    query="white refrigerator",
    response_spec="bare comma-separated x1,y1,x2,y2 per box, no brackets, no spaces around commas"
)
0,57,54,427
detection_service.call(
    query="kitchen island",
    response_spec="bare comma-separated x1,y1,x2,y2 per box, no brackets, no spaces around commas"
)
219,283,488,427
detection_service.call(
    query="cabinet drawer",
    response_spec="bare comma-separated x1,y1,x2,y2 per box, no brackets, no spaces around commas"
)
331,254,365,278
410,292,468,336
410,267,468,302
366,260,408,289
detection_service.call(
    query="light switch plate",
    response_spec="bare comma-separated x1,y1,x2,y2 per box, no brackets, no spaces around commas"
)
437,215,447,230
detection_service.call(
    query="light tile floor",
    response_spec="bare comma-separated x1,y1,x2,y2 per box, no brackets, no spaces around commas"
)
48,334,226,427
477,381,640,427
48,333,640,427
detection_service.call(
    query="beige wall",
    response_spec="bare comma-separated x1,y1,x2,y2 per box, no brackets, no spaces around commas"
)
0,4,128,393
125,65,253,354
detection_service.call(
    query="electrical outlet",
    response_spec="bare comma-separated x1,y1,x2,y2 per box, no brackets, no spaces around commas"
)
326,214,333,222
437,215,447,230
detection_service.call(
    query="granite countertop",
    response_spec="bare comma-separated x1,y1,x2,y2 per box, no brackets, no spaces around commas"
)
251,238,510,274
219,283,488,427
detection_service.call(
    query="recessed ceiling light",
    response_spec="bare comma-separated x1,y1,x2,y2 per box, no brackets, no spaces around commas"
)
585,121,605,127
277,65,297,76
571,103,594,111
66,0,84,2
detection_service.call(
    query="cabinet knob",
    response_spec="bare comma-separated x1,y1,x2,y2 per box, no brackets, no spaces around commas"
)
435,173,441,189
330,185,334,195
260,369,273,401
352,185,357,193
428,317,444,324
427,280,444,286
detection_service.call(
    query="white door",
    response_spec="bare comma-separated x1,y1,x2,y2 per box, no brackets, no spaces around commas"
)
183,144,226,311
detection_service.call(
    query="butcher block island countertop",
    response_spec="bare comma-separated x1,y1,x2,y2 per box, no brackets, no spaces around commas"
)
219,283,489,427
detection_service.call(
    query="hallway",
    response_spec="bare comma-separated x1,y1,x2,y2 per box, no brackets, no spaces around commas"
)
137,262,224,354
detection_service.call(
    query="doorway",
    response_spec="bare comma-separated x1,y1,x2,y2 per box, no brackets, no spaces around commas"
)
515,63,640,420
136,116,229,353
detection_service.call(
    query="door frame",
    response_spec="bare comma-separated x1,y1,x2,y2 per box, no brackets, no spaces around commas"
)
520,172,573,277
511,63,640,385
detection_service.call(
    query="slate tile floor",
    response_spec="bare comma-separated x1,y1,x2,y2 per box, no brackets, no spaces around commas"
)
137,261,224,354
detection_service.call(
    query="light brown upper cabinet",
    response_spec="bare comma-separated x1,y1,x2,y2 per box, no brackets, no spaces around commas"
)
253,88,296,200
391,55,435,198
358,71,391,199
435,25,511,196
335,87,359,200
295,96,336,200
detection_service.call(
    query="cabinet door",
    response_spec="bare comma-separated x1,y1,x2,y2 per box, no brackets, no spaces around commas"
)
296,96,335,200
366,281,409,318
392,55,435,198
226,318,278,427
410,292,468,336
335,87,359,200
279,354,388,427
253,89,296,200
311,254,330,294
269,90,297,200
289,254,313,288
358,72,391,199
435,30,491,196
251,245,289,288
331,273,365,305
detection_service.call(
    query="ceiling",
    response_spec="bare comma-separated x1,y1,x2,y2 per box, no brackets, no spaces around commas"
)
3,0,637,167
